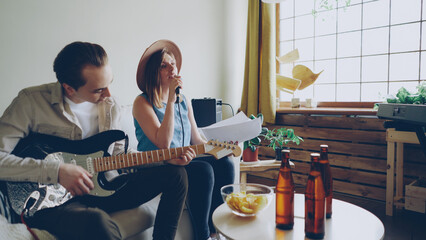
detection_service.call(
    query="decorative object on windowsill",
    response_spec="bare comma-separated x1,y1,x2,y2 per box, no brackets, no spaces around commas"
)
374,81,426,110
276,75,301,95
292,65,324,90
242,114,269,164
276,49,323,96
276,49,300,64
305,98,316,108
276,49,301,95
291,98,300,108
261,128,303,162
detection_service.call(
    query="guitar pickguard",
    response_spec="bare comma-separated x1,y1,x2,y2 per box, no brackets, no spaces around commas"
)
61,151,115,197
7,151,116,216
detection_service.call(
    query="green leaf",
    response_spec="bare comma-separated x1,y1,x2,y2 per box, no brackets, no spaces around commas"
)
396,87,410,103
416,81,426,104
387,96,397,103
243,141,249,150
251,137,261,145
262,127,303,149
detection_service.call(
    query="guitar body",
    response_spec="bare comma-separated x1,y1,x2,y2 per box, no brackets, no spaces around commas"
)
5,130,128,216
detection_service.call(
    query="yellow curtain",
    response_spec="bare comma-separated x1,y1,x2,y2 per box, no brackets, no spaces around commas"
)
240,0,276,124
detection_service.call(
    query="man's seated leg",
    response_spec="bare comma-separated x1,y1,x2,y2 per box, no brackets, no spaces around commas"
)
27,201,121,240
102,165,189,240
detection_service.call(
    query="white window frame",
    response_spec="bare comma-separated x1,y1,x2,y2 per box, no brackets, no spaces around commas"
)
277,0,425,103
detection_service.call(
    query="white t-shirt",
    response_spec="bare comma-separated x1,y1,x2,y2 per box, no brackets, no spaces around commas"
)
65,97,99,139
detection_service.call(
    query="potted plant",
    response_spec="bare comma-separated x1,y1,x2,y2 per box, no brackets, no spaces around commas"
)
387,81,425,104
261,127,303,161
242,114,268,163
374,81,426,110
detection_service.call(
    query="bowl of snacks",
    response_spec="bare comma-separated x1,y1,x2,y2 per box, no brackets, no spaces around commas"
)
221,183,273,217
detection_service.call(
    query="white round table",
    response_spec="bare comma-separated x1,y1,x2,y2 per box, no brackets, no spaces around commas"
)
212,193,385,240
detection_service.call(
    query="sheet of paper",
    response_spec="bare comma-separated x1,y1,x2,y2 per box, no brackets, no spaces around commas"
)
199,112,263,143
276,49,299,64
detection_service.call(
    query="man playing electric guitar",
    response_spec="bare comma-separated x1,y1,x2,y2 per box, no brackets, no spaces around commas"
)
0,42,197,240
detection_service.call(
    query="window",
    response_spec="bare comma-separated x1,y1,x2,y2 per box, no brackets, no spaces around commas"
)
277,0,424,102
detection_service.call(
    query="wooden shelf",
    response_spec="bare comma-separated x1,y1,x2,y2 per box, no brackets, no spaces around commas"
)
240,160,294,184
386,128,423,216
277,101,378,116
277,107,377,116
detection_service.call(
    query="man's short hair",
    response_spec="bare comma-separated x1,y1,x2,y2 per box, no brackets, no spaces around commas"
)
53,41,108,90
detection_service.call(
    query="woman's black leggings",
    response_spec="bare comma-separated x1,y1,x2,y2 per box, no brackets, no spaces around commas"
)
185,155,235,240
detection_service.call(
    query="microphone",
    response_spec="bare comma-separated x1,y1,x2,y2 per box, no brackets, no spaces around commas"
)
174,75,181,103
175,86,181,103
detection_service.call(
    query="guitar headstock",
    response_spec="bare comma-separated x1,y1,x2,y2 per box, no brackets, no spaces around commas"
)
205,140,242,159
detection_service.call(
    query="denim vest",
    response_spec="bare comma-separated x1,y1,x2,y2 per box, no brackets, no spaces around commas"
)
135,93,191,151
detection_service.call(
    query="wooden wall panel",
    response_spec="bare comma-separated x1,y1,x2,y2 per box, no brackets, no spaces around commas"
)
268,125,386,144
259,148,388,172
259,138,387,160
404,145,426,164
247,172,387,201
275,114,386,130
244,112,426,202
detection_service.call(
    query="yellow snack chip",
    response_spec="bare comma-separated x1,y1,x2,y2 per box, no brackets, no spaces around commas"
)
240,206,254,213
225,191,268,215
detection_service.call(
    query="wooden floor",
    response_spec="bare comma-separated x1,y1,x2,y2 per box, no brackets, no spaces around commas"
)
294,186,426,240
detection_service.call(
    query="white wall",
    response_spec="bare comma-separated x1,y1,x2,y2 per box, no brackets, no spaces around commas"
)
0,0,248,119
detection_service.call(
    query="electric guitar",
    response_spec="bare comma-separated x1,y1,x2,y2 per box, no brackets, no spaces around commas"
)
5,130,241,217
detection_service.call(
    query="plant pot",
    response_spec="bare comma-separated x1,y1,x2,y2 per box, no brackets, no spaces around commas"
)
242,148,259,163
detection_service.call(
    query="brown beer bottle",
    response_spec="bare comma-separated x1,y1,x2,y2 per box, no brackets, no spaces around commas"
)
305,153,325,239
276,149,294,230
319,145,333,218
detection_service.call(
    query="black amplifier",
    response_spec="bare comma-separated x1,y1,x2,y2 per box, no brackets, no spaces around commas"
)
191,98,222,127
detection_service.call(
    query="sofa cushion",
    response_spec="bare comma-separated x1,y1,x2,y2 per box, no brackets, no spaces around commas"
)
110,195,158,239
120,105,138,150
0,189,12,223
0,213,56,240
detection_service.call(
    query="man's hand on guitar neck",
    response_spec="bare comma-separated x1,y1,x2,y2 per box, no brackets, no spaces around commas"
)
58,163,94,196
166,148,196,166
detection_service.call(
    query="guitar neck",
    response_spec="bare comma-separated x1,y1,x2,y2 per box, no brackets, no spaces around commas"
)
93,144,205,172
